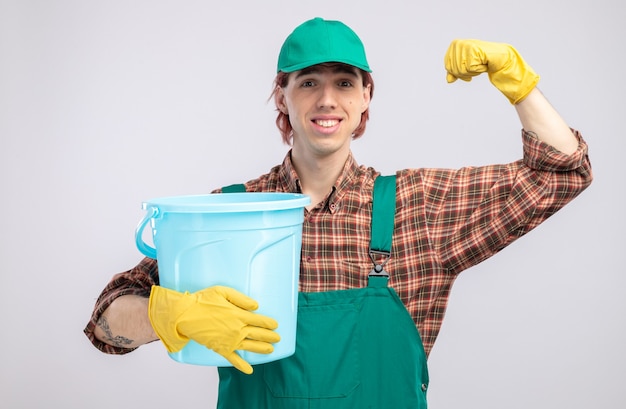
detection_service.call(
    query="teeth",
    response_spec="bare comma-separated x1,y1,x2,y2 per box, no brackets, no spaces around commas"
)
315,119,338,127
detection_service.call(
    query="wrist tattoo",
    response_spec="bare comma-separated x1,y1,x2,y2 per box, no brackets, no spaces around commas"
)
97,316,134,348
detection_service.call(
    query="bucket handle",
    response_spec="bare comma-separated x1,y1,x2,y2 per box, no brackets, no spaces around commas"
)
135,206,158,259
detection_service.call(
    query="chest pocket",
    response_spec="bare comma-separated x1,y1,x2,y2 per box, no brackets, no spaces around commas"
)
263,292,364,399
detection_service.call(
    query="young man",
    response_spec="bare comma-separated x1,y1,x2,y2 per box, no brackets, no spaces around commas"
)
85,17,592,408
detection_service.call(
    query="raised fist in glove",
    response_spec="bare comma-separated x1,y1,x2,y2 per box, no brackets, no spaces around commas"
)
444,39,540,104
148,285,280,374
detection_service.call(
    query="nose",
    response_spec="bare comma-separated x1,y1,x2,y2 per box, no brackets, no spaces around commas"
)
317,83,337,109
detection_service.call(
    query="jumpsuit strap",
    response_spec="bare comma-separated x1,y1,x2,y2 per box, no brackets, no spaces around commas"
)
221,183,246,193
368,175,396,286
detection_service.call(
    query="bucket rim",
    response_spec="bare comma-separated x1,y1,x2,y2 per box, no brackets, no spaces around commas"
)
141,192,311,213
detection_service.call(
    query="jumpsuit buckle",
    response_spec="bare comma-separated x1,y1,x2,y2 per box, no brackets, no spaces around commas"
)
368,249,390,277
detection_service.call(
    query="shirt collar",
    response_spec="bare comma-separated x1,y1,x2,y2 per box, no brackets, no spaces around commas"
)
278,150,361,213
278,150,302,193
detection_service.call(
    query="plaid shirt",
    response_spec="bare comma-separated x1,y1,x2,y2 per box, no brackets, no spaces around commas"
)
85,129,592,357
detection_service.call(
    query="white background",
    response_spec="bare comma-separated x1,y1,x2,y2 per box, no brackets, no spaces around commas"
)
1,1,624,408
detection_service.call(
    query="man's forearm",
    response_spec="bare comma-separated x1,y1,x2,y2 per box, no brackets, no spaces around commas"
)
515,88,579,155
95,294,158,349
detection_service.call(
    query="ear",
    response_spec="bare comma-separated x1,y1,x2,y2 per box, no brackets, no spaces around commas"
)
361,83,372,113
274,86,288,114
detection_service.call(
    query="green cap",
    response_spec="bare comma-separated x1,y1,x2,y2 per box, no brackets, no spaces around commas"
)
277,17,372,73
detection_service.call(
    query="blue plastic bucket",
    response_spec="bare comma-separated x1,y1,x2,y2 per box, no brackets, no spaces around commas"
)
135,192,310,366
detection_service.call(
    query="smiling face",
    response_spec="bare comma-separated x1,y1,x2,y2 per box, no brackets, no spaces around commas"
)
275,63,372,159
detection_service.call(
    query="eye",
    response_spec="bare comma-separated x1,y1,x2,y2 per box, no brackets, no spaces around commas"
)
338,80,353,87
300,80,315,88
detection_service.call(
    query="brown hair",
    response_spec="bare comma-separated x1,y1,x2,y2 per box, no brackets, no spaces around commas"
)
270,64,375,145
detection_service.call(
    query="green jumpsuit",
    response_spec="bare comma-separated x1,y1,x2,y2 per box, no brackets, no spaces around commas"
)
218,176,430,408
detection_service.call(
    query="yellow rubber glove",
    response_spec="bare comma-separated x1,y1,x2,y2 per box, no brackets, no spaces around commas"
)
444,39,540,104
148,285,280,374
